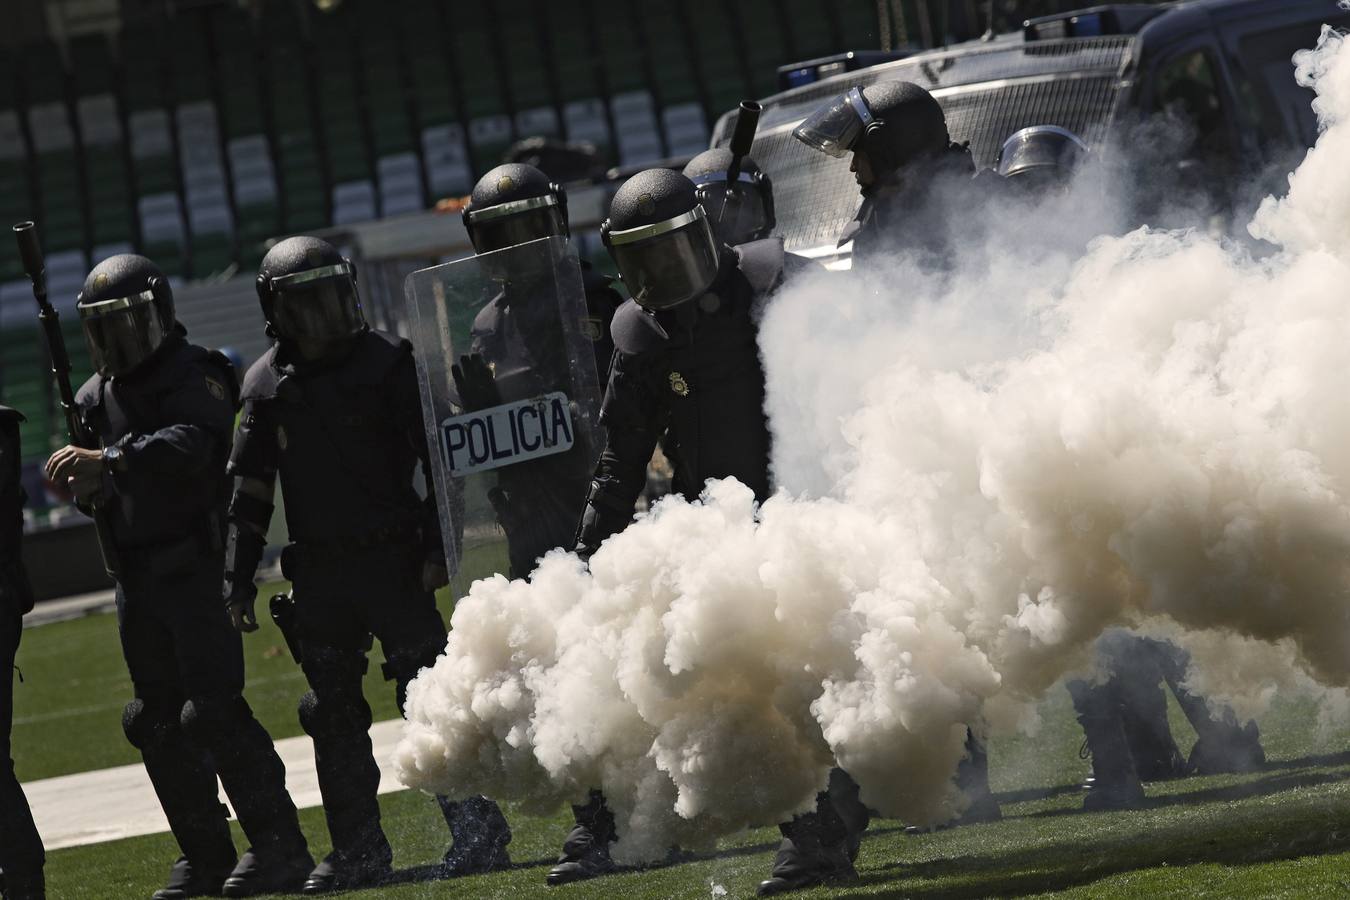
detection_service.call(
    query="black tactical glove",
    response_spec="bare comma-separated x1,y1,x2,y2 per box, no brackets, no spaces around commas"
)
223,523,265,633
451,353,502,412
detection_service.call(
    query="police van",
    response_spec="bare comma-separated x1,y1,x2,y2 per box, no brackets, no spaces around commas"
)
713,0,1349,263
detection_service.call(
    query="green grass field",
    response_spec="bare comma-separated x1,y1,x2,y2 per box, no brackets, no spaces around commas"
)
15,593,1350,898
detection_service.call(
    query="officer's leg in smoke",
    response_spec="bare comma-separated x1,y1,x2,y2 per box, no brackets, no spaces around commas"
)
1148,638,1266,774
365,551,512,878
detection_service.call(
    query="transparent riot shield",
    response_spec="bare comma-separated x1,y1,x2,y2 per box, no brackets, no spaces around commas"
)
404,236,603,596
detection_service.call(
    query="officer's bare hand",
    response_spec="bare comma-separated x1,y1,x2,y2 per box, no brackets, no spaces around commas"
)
45,445,106,502
421,560,449,592
227,596,259,633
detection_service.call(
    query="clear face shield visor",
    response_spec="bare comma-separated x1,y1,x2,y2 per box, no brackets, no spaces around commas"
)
606,207,721,312
267,263,366,344
465,194,569,255
79,291,167,377
692,172,770,247
792,87,874,158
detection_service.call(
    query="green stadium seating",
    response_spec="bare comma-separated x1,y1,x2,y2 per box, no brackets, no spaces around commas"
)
779,0,846,60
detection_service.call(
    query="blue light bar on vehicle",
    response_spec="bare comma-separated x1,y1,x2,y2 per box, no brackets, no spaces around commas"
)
1023,5,1164,42
776,50,909,92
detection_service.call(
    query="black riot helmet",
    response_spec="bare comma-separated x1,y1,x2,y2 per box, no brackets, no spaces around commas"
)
463,163,570,255
794,80,949,176
601,168,721,312
682,148,775,248
996,125,1090,190
77,254,176,377
256,236,366,350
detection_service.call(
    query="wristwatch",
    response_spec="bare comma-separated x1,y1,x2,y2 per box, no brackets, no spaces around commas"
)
102,445,128,474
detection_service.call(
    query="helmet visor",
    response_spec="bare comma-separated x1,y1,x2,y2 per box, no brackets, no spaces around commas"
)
467,195,568,254
693,175,769,247
792,87,871,158
608,209,721,311
79,291,166,376
269,264,366,343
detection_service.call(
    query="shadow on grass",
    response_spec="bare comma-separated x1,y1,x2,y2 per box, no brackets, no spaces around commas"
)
384,855,558,886
1014,766,1350,822
833,780,1350,898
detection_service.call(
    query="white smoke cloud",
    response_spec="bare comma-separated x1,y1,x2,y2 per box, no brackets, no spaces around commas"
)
397,25,1350,861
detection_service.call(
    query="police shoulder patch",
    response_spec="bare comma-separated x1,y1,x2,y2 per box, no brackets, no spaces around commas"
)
205,376,227,402
277,424,288,451
668,371,690,397
581,316,603,342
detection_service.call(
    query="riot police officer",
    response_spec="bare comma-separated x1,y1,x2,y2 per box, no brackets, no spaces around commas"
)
794,79,977,271
44,254,312,899
1,405,43,900
540,168,867,894
222,236,512,893
992,127,1265,809
682,148,824,278
796,79,1000,835
457,164,622,579
464,163,623,385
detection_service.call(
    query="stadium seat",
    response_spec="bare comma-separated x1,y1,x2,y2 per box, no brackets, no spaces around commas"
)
210,6,280,265
610,91,663,165
543,3,613,160
312,8,377,229
662,103,709,157
682,0,753,115
397,0,473,198
449,5,514,170
122,24,187,275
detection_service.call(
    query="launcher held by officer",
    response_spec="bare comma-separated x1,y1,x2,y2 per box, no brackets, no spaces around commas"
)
44,254,312,900
221,237,512,893
457,163,623,579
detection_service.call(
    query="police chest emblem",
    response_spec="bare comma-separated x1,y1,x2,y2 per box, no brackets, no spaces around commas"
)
668,371,689,397
277,425,288,451
581,316,603,342
205,376,226,402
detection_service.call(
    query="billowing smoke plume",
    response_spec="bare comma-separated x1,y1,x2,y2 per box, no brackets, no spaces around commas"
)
397,26,1350,861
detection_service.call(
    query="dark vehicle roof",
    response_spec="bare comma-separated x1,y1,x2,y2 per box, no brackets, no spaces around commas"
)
713,0,1343,255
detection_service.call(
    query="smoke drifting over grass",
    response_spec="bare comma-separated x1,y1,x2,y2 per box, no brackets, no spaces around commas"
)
397,26,1350,861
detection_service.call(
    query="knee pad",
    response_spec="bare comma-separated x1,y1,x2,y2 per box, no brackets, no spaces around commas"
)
297,688,372,741
181,694,252,746
122,699,180,751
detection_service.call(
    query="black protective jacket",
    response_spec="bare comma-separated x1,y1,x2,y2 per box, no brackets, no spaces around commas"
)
574,239,789,559
228,330,439,555
74,332,236,554
840,142,977,272
0,406,32,616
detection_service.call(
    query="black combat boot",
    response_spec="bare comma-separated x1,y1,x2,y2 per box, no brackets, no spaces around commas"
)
301,851,394,895
757,812,857,897
1188,717,1266,775
151,855,233,900
220,846,315,897
546,791,618,886
439,795,512,877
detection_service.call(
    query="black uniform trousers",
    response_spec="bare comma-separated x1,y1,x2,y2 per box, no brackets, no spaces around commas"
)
0,605,43,883
117,544,303,871
290,540,449,864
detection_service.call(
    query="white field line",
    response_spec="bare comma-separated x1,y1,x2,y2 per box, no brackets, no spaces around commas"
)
24,719,409,850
